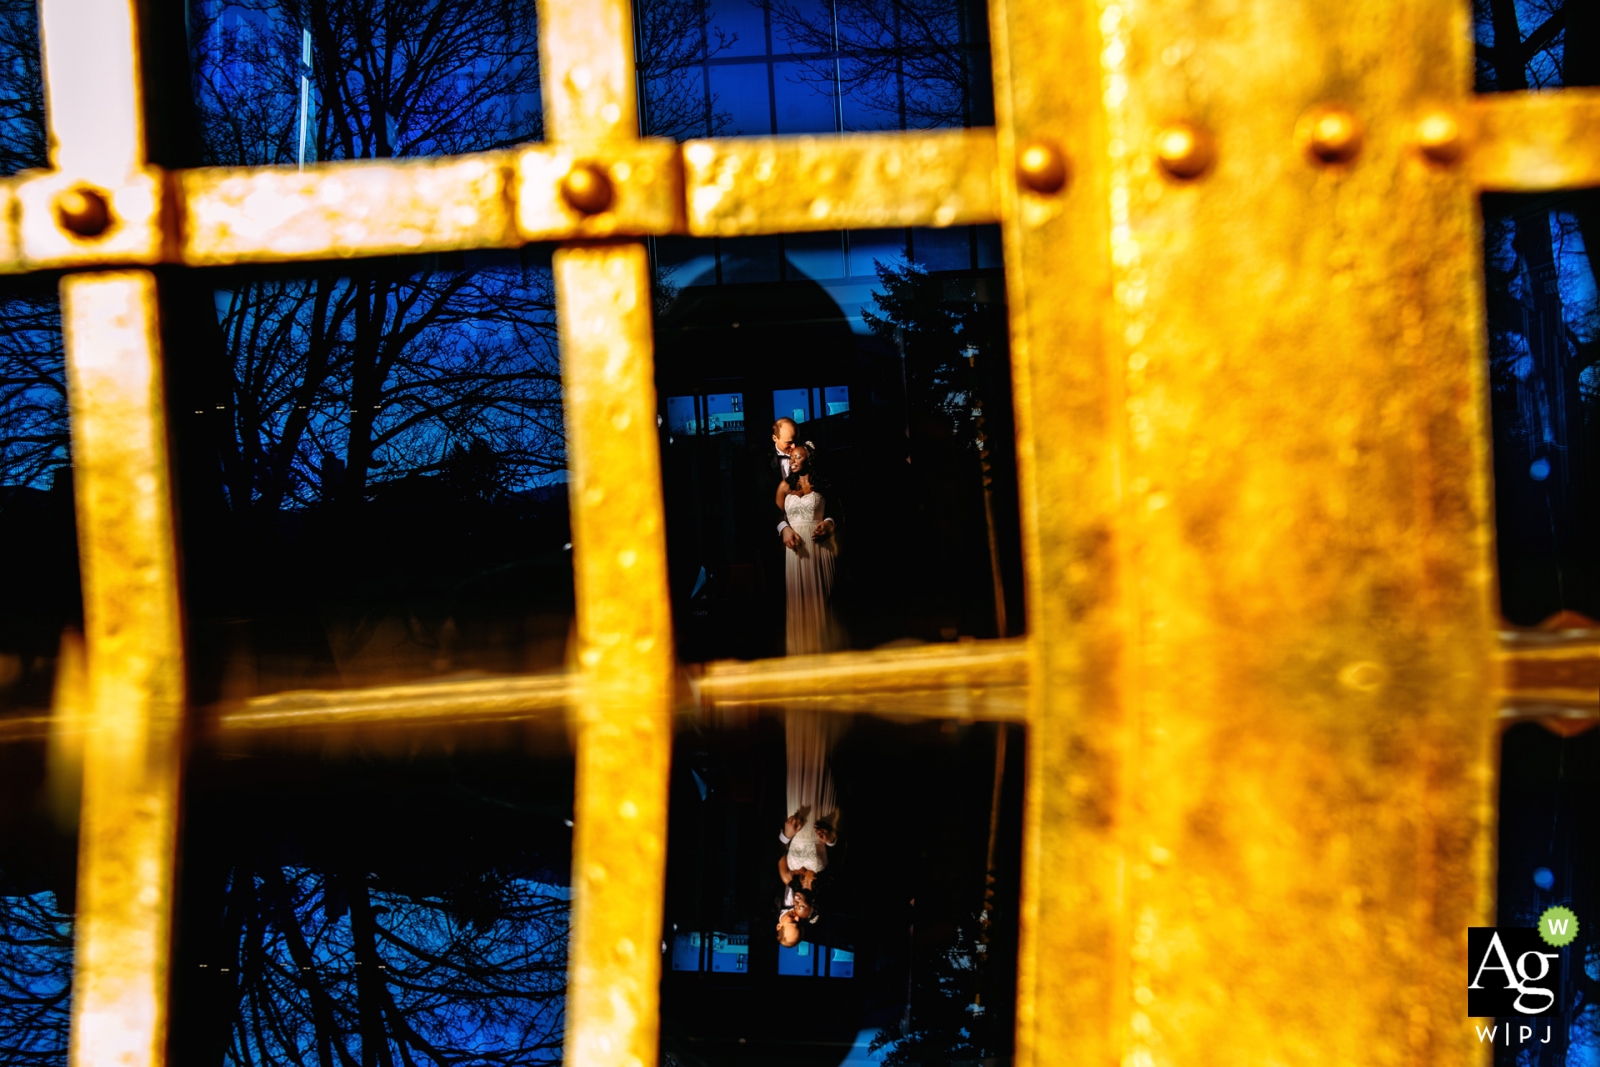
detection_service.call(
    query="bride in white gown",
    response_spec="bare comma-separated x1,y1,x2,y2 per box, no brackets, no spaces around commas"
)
776,444,843,656
783,709,840,878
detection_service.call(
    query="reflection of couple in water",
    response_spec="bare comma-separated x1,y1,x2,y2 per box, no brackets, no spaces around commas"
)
775,711,841,947
768,417,844,656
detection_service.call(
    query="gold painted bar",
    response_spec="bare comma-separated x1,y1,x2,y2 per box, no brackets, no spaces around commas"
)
61,271,185,1067
683,128,1001,235
1470,89,1600,191
989,0,1503,1064
536,0,675,1060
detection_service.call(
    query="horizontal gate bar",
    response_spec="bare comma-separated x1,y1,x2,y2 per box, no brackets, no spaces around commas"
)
4,101,1599,272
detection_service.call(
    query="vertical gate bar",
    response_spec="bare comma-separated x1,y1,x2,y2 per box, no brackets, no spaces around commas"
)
553,242,674,1067
993,0,1501,1064
39,0,187,1065
538,2,674,1066
36,0,145,177
985,0,1130,1063
60,272,184,1067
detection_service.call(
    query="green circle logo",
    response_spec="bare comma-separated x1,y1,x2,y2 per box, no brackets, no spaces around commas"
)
1538,905,1580,948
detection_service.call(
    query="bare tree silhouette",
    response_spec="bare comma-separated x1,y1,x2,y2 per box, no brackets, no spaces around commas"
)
765,0,990,130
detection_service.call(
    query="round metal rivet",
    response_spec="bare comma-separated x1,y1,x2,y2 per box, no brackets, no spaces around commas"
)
1300,105,1364,165
1154,122,1213,180
55,186,114,238
560,161,615,215
1017,141,1069,194
1415,111,1464,164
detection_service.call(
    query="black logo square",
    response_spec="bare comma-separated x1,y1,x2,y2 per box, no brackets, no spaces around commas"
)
1468,928,1562,1017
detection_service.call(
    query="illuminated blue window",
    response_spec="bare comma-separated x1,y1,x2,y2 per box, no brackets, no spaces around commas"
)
772,386,849,425
670,930,749,972
777,940,854,977
665,395,698,436
704,393,745,434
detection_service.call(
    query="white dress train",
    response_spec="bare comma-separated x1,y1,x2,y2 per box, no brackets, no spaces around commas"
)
784,710,839,874
783,489,842,657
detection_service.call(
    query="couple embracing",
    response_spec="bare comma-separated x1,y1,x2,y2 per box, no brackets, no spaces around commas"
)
765,416,844,656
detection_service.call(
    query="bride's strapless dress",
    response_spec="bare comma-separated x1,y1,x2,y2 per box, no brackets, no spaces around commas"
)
784,490,842,656
785,710,838,874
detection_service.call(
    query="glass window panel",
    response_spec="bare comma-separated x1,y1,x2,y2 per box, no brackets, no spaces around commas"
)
785,230,848,283
845,228,907,279
772,60,838,134
767,0,834,56
838,56,891,132
975,222,1004,270
642,0,995,138
705,392,747,435
667,395,700,436
717,235,784,285
165,254,573,702
186,0,542,166
659,712,1021,1062
1480,193,1600,626
0,738,77,1064
172,729,572,1065
1493,723,1597,1063
912,225,975,272
706,0,770,58
772,387,811,425
707,62,773,136
655,236,721,290
0,282,79,721
655,232,1021,662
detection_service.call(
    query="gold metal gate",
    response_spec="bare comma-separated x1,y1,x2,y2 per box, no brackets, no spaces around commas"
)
3,0,1598,1063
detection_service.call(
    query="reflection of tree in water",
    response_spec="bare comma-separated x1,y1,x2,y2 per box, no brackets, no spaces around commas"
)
188,867,566,1066
870,913,1008,1067
172,748,574,1066
0,888,72,1067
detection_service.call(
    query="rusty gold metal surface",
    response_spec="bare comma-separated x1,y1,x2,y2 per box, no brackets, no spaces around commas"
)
1416,111,1466,165
560,162,616,215
984,0,1124,1062
694,640,1029,719
1016,141,1070,194
213,672,576,732
1470,88,1600,191
14,169,164,268
15,0,1600,1061
991,0,1499,1066
1153,122,1213,180
1299,104,1366,165
538,4,672,1065
37,0,145,180
537,0,637,148
55,186,115,238
517,141,685,240
181,154,515,264
1497,633,1600,711
554,242,674,1067
684,128,1000,235
60,271,185,1067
